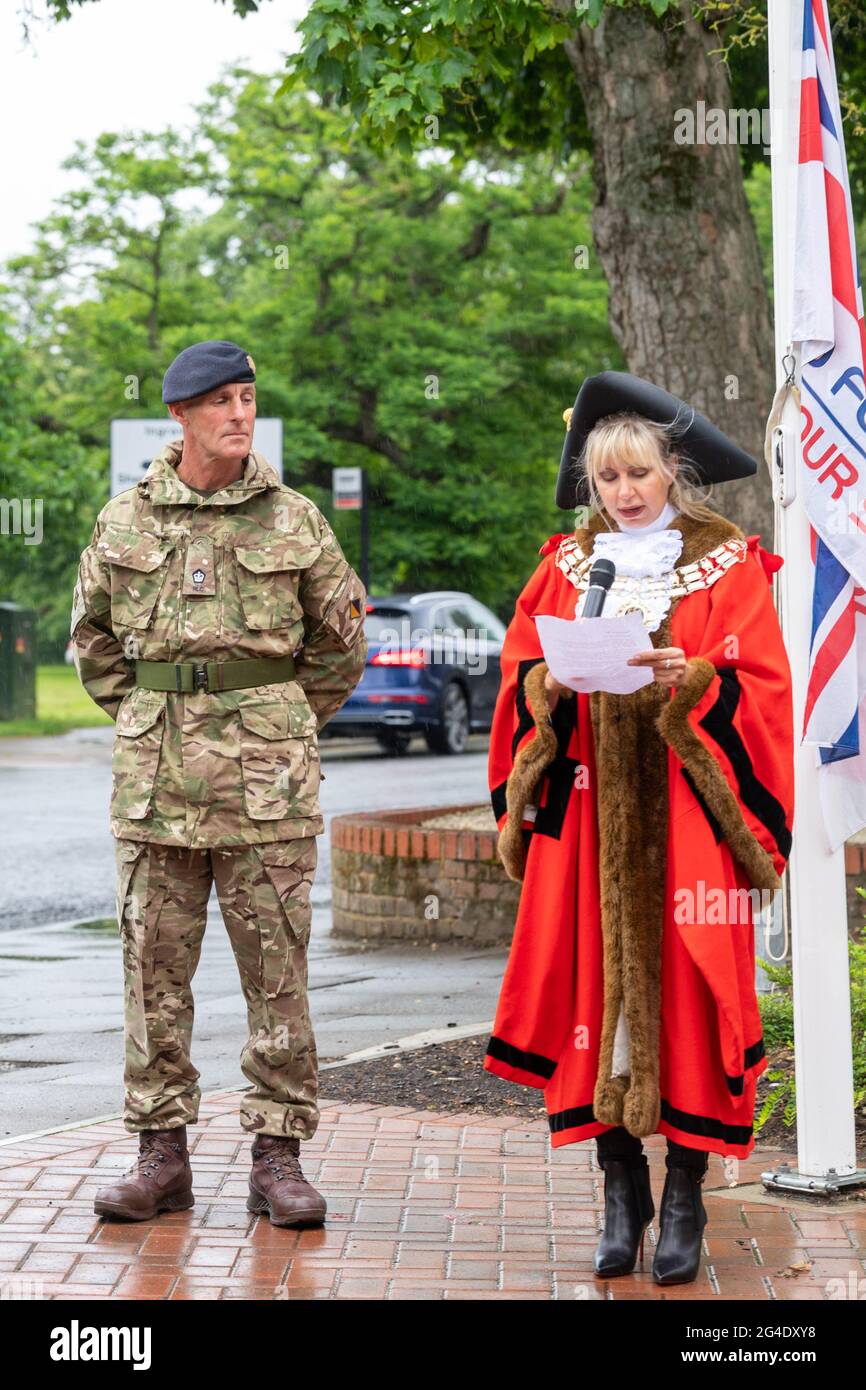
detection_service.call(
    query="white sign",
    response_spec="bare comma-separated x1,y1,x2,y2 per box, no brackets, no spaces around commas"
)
110,418,284,497
333,465,363,510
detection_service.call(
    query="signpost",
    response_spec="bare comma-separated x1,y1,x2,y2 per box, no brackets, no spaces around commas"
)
109,418,284,497
333,466,368,593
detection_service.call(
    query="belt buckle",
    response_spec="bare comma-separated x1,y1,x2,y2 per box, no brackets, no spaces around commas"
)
192,662,209,692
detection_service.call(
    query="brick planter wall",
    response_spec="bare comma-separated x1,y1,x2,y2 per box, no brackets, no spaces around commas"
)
331,810,866,945
331,805,520,944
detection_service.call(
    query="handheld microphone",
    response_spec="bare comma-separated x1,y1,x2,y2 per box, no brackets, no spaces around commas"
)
581,558,616,618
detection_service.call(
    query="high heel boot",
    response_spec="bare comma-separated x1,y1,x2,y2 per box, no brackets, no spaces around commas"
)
652,1139,709,1285
593,1127,655,1277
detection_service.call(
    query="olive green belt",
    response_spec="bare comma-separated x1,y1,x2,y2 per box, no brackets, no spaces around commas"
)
134,655,297,693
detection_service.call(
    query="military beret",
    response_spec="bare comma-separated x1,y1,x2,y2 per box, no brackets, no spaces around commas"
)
556,370,758,510
162,339,256,405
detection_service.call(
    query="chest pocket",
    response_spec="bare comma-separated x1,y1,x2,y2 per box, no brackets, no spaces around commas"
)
96,528,175,630
234,541,322,631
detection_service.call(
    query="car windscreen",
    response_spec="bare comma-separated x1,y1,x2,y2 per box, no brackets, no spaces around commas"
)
364,609,414,642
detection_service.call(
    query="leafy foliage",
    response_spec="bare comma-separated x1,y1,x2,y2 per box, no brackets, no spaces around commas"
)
754,915,866,1136
28,1,866,208
0,315,95,660
1,72,612,655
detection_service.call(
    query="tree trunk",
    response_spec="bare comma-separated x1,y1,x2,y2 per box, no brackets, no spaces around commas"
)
563,1,775,539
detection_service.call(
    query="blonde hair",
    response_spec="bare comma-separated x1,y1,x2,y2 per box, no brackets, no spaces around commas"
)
576,410,720,530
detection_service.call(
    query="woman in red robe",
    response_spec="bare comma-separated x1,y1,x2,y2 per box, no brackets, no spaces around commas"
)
483,373,795,1286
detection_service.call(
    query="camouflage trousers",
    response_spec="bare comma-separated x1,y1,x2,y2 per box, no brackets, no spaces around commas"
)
113,835,319,1140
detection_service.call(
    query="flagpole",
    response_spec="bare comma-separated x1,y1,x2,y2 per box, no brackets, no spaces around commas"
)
766,0,860,1190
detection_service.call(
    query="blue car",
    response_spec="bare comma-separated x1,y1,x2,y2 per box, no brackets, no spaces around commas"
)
319,591,507,754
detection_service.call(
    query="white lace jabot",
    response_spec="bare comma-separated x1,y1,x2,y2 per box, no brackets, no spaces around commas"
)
575,498,684,631
590,498,683,579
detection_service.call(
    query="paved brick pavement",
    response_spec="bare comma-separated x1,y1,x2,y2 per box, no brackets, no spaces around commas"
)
1,1092,864,1301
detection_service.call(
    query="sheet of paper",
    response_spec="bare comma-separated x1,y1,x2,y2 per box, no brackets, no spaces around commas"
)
534,611,655,694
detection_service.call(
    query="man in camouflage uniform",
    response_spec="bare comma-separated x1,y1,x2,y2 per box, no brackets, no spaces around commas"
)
71,340,367,1226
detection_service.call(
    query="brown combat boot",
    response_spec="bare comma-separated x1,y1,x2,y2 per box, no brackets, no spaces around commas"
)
247,1134,327,1228
93,1125,194,1221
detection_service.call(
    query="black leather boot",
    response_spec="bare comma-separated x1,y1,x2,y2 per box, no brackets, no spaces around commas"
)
652,1139,710,1286
593,1128,655,1277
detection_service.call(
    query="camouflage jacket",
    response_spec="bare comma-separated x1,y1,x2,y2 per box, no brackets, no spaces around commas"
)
71,440,368,847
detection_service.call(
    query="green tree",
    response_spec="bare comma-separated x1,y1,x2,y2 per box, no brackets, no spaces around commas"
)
4,73,612,643
0,314,94,658
36,0,866,536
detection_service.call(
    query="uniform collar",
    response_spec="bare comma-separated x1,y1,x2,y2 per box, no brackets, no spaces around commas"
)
138,438,281,507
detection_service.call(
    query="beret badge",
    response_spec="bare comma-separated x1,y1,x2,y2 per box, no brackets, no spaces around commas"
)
161,339,258,405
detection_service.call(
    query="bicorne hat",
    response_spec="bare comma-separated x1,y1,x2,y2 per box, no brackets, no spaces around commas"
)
556,370,758,510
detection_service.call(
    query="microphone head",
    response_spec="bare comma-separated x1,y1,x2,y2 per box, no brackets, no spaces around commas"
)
587,557,616,590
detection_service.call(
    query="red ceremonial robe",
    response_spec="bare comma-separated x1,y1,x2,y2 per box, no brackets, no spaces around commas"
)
484,509,795,1160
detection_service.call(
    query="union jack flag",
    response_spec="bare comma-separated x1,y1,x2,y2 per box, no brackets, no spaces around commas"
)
795,0,866,848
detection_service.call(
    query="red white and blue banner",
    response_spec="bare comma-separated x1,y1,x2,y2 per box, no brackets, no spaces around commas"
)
794,0,866,847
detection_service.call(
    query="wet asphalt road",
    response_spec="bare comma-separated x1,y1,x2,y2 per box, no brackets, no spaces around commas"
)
0,728,504,1139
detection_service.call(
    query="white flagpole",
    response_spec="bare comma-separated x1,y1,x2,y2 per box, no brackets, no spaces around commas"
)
766,0,860,1190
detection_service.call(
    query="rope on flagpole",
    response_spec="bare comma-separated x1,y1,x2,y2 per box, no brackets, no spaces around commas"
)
760,351,800,966
764,345,800,630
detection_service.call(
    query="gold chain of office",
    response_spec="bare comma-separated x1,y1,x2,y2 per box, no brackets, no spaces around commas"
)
553,536,749,623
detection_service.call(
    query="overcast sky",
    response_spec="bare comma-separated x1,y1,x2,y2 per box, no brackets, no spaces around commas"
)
2,0,308,263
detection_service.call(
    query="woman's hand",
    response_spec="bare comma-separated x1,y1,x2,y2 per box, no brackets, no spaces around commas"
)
544,669,574,713
626,646,689,689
